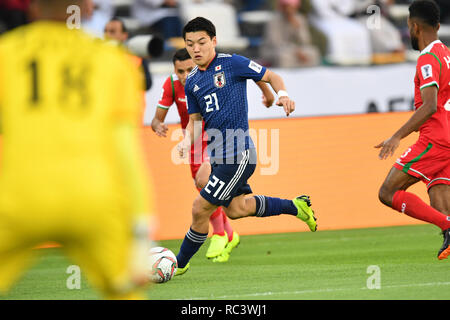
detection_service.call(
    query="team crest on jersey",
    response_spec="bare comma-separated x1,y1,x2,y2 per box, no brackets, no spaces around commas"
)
214,72,226,88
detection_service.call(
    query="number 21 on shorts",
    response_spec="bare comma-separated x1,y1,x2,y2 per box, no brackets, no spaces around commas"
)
204,175,225,198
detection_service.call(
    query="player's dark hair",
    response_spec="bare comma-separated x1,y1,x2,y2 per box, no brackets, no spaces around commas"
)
109,17,128,33
172,48,191,64
409,0,440,28
182,17,216,40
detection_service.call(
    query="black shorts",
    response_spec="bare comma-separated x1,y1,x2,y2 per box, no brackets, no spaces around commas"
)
200,149,257,207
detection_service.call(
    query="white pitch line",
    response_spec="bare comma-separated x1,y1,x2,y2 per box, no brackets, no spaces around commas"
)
182,282,450,300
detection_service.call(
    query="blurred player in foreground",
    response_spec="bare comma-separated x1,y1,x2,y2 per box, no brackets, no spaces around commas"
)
376,0,450,260
104,17,152,92
174,17,317,276
151,48,275,262
0,0,153,299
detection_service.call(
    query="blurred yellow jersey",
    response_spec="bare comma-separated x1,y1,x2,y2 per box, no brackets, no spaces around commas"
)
0,21,152,298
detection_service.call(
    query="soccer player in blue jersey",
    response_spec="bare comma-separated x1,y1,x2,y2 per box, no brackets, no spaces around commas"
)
174,17,317,275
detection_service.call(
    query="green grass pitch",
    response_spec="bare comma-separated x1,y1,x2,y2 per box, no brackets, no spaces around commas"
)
2,224,449,300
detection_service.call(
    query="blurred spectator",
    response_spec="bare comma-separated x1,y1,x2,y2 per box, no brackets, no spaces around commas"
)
309,0,372,65
352,0,404,54
132,0,183,39
82,0,113,38
104,18,129,43
0,0,31,33
260,0,321,68
104,18,153,91
298,0,328,59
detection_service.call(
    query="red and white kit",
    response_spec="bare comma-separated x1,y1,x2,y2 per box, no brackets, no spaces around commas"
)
394,40,450,189
157,74,209,179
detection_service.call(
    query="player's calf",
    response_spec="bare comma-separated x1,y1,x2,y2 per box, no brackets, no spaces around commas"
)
429,184,450,216
223,195,256,220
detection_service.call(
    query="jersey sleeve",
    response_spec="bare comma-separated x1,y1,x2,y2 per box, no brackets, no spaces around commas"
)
417,53,441,90
157,76,175,110
231,54,266,82
186,81,201,115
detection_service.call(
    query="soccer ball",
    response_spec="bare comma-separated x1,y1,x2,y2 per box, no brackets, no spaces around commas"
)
148,246,178,283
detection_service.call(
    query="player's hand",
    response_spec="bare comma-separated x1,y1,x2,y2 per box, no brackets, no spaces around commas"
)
155,123,169,137
262,92,275,108
374,136,400,160
177,139,190,159
276,96,295,117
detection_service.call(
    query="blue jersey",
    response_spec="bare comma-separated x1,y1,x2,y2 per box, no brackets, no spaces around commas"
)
185,53,266,163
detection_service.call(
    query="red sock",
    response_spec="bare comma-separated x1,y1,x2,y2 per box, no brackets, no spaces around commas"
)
392,190,450,230
209,207,225,236
222,209,234,241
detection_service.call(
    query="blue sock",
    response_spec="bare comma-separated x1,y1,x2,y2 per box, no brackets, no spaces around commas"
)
176,227,208,268
254,196,298,217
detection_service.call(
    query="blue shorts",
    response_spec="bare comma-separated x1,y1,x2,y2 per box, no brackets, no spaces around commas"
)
200,149,257,207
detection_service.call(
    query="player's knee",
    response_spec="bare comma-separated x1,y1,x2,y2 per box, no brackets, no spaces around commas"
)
194,176,207,190
191,197,213,221
378,184,394,207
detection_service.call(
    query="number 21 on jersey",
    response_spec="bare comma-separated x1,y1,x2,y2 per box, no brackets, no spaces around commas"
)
204,93,219,113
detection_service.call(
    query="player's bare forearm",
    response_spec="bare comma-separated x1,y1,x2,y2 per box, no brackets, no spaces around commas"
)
255,81,274,107
151,107,169,137
186,113,202,143
260,69,295,116
184,117,195,146
375,86,437,159
394,102,436,139
260,69,286,93
178,113,202,158
394,86,437,139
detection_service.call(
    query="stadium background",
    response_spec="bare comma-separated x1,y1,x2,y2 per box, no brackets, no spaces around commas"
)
0,0,447,241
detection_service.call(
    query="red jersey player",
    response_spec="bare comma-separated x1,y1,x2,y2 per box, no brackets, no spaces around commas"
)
151,48,275,262
376,0,450,260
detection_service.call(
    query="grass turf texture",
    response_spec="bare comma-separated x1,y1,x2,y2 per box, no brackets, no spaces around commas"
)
2,224,449,300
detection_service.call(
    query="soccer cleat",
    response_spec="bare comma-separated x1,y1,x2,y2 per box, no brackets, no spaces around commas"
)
212,250,230,262
212,232,240,263
174,262,190,276
437,229,450,260
227,232,240,252
205,232,228,259
293,195,317,232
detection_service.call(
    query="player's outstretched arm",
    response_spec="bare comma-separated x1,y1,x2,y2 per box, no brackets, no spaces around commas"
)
255,81,275,108
375,85,438,160
151,107,169,137
260,69,295,116
177,112,202,158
